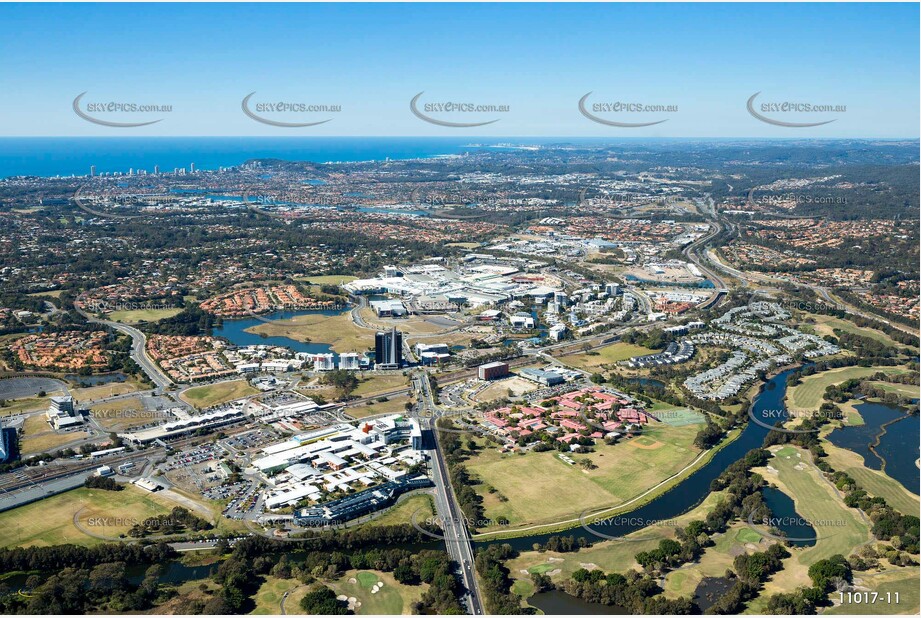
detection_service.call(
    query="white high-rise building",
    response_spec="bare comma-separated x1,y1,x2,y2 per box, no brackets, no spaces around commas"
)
338,352,360,370
313,353,336,372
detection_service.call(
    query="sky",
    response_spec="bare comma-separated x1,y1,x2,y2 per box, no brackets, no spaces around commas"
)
0,2,918,137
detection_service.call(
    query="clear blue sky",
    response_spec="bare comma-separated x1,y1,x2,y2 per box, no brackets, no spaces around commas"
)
1,3,917,137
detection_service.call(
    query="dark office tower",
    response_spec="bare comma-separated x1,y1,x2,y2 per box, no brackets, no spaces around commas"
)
374,327,403,369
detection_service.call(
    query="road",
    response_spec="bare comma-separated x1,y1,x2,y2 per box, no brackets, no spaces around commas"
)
413,372,484,615
74,296,174,392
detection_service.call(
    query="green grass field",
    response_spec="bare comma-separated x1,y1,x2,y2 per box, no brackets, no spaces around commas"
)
787,366,910,411
108,307,183,323
328,569,425,615
0,485,191,547
556,342,656,371
179,379,258,409
824,567,920,615
466,421,705,531
867,381,921,399
367,493,434,527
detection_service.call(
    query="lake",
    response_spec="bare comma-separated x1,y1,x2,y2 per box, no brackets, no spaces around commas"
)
212,309,345,355
827,401,920,495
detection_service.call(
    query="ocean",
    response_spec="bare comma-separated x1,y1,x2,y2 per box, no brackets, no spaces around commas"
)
0,137,599,179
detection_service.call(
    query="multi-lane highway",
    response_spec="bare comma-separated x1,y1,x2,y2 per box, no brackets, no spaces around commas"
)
413,372,485,615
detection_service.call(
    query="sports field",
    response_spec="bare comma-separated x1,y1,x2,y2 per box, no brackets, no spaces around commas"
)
179,379,258,409
822,439,919,516
556,342,656,371
507,491,726,603
328,570,425,615
747,445,871,612
807,314,914,350
787,366,911,411
466,421,705,531
0,485,191,547
251,576,309,615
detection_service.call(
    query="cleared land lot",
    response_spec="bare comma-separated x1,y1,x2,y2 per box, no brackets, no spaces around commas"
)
466,421,704,531
0,485,189,547
474,376,538,402
20,414,91,455
247,311,372,353
108,307,183,323
90,396,165,431
295,274,358,286
787,366,911,412
556,342,656,371
70,380,142,401
328,569,426,615
347,395,411,419
179,379,258,409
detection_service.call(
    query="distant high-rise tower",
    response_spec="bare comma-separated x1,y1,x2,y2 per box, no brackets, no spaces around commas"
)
190,162,195,173
374,328,403,369
90,165,96,177
154,164,160,174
